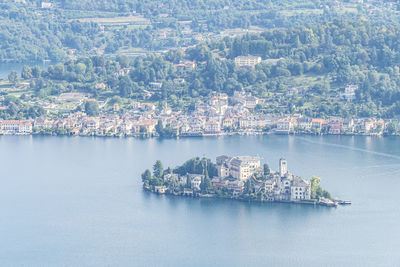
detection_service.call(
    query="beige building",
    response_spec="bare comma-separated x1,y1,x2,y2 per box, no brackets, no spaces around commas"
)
216,155,261,181
234,56,262,68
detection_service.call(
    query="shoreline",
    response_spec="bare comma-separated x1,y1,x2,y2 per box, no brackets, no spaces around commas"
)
0,130,399,138
143,186,349,208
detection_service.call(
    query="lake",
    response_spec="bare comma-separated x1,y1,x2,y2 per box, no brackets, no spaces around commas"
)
0,62,52,79
0,135,399,266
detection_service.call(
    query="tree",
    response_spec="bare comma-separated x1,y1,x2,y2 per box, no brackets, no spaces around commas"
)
174,157,218,177
118,76,133,97
200,159,213,193
21,66,33,79
310,176,332,199
200,176,213,193
244,179,255,195
156,119,164,135
8,71,18,85
31,66,41,78
186,174,191,188
387,121,398,135
263,163,270,175
311,176,321,199
117,55,130,68
85,101,100,116
153,160,163,178
141,169,152,182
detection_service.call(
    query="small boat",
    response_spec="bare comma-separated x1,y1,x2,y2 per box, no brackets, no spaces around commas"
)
338,200,352,205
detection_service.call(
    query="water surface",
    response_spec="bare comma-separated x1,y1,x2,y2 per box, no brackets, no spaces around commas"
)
0,135,399,266
0,62,52,79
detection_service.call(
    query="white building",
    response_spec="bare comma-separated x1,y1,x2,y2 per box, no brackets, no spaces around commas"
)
290,177,311,201
234,56,262,68
188,174,204,190
216,155,261,181
341,84,357,102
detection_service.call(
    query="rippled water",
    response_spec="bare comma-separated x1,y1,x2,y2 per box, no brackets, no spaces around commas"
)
0,135,399,266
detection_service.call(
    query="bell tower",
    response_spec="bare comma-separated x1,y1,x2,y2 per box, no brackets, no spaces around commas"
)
279,158,287,177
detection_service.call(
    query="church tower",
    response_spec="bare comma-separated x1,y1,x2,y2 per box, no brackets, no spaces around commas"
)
279,158,287,177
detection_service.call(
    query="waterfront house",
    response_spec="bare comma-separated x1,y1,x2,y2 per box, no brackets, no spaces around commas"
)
1,120,20,132
276,118,294,134
34,117,54,129
311,118,326,130
132,119,157,135
222,118,233,129
188,117,205,133
204,121,221,133
18,121,33,134
226,180,245,195
328,119,343,134
154,186,167,194
297,118,312,131
85,117,100,131
188,174,204,190
342,119,354,133
211,177,229,190
290,177,311,201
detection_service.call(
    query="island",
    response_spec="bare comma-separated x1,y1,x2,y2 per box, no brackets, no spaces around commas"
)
142,156,350,207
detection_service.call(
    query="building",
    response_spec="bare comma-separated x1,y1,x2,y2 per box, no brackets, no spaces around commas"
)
297,118,312,131
113,103,120,112
154,186,167,194
276,118,296,134
341,84,357,102
18,121,33,134
328,119,343,134
41,2,53,9
234,56,262,68
279,158,288,177
290,177,311,201
204,121,221,133
188,174,204,190
0,120,33,134
216,155,261,181
1,120,20,132
311,118,326,130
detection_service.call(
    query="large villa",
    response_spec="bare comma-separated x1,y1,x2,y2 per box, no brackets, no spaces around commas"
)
211,156,311,201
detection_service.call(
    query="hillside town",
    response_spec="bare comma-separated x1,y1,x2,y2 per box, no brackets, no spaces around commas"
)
143,155,343,206
0,89,398,137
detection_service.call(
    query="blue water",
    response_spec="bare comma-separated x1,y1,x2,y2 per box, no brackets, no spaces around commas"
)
0,135,399,266
0,62,52,79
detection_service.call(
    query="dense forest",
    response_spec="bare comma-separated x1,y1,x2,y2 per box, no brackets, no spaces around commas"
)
2,19,398,119
0,0,399,62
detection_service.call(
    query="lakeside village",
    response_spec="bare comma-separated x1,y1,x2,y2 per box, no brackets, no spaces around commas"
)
0,89,399,137
142,156,350,207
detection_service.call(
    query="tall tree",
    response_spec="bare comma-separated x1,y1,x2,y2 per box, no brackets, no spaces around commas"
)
8,71,18,86
141,169,152,182
85,101,100,116
153,160,163,178
263,163,270,175
21,66,33,79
